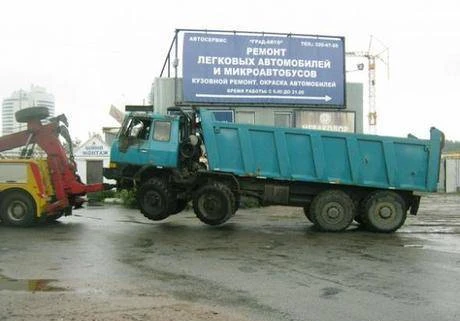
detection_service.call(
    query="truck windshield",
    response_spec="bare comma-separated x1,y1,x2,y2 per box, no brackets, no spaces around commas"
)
153,121,171,142
120,117,152,140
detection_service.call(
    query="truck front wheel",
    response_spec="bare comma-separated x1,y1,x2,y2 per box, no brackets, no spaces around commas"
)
137,179,171,221
193,182,234,226
0,191,36,227
362,191,407,233
310,190,355,232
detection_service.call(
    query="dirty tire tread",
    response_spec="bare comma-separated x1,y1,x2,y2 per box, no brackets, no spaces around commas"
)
224,187,237,215
193,182,233,226
356,193,373,225
137,178,171,221
362,191,407,233
310,190,355,232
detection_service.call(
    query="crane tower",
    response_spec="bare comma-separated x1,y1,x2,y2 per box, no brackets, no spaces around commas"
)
347,36,389,134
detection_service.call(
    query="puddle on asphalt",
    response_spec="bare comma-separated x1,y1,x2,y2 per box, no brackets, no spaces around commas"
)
0,275,66,292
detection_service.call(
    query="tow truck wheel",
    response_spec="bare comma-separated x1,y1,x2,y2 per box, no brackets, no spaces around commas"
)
310,190,355,232
362,191,407,233
15,107,49,123
193,182,233,225
0,191,36,227
137,179,171,221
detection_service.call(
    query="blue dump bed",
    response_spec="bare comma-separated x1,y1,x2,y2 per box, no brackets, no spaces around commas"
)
199,109,444,192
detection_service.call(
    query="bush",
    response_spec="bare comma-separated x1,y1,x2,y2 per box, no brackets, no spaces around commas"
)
87,189,116,202
116,189,139,208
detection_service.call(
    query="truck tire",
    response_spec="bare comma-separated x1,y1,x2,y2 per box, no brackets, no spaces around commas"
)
303,203,313,223
355,194,373,225
137,179,171,221
362,191,407,233
310,190,355,232
193,182,234,225
15,107,49,123
0,190,36,227
227,189,237,215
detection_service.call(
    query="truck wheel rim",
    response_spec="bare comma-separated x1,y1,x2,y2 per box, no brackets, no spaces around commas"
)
144,191,162,212
322,202,343,223
198,194,222,219
8,201,27,221
378,206,393,219
367,194,405,231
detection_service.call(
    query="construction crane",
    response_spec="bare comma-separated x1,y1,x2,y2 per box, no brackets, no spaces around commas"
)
347,36,389,134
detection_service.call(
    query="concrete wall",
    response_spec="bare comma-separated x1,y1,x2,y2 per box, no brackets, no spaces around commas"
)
445,158,460,193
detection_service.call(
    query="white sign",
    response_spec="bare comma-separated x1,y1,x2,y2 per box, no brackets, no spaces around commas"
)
296,110,355,133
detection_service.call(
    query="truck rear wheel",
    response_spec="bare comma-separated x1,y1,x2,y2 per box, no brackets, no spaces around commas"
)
362,191,407,233
193,182,234,225
310,190,355,232
137,179,171,221
0,191,36,227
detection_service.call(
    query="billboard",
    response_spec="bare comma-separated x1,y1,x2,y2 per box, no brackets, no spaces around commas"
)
182,32,345,107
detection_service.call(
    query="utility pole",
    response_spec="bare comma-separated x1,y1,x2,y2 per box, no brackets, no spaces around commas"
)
347,36,389,134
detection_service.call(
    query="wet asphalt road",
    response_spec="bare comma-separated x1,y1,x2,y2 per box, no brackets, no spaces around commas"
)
0,193,459,321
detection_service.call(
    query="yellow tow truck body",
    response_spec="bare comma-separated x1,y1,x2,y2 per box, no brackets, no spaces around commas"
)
0,159,56,225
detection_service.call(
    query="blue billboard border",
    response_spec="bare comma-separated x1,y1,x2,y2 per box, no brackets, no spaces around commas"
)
160,29,347,109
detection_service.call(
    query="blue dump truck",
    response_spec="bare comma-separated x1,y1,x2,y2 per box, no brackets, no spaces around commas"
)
104,107,444,232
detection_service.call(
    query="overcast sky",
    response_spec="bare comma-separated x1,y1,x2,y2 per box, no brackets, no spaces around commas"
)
0,0,459,141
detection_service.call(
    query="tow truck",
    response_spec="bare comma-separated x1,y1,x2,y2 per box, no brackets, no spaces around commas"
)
0,107,107,226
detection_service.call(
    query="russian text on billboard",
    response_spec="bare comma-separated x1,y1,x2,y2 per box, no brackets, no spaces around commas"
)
182,32,345,107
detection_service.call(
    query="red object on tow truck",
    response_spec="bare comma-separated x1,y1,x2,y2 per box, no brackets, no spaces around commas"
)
0,107,106,223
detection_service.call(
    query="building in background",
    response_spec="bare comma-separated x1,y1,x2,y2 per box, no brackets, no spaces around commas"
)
74,134,114,185
1,85,55,135
438,153,460,193
152,78,364,133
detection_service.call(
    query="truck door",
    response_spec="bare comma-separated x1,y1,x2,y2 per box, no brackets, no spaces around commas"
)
149,119,179,168
114,116,179,168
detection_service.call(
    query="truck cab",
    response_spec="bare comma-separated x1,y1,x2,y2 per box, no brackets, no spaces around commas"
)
112,112,180,167
105,106,202,190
